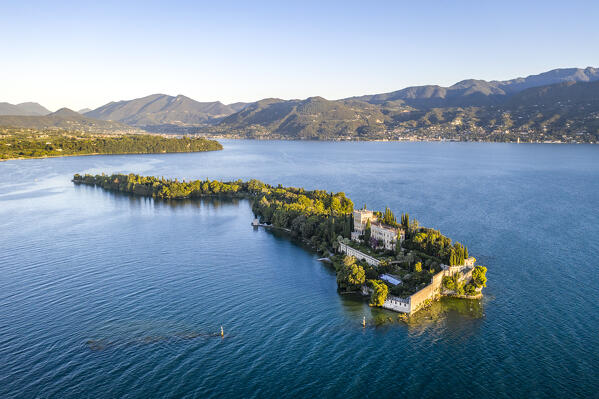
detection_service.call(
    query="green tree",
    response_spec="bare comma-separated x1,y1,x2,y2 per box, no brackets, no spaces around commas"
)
383,207,397,226
442,275,455,290
465,283,477,296
449,250,457,266
401,213,409,230
472,265,487,287
414,261,422,273
368,280,389,307
364,219,371,243
336,256,366,291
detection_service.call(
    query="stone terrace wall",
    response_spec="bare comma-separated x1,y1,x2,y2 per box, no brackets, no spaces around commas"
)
408,266,475,313
338,242,380,266
408,270,445,313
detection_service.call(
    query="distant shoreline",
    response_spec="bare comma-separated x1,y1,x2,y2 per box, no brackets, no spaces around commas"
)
0,131,223,162
202,136,597,144
0,150,217,162
2,139,594,162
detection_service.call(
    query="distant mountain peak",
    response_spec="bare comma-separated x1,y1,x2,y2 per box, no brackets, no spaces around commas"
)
85,93,251,127
347,66,599,107
304,96,328,102
0,101,50,116
51,107,81,117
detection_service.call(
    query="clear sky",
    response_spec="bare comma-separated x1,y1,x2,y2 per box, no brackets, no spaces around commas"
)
2,0,598,111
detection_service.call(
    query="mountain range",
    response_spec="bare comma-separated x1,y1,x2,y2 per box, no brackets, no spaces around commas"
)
0,108,142,134
84,94,249,126
0,102,50,116
350,67,599,107
1,67,598,141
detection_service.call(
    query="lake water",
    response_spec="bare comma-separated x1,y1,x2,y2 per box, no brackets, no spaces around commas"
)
1,141,598,398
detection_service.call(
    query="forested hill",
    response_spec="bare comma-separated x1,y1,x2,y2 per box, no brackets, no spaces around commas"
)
0,129,222,160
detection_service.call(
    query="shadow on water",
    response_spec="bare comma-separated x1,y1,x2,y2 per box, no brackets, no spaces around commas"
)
77,184,485,333
74,183,245,210
85,320,231,352
86,332,228,351
339,292,485,332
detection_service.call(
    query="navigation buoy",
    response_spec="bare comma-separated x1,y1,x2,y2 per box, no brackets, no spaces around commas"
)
362,316,366,328
220,326,224,337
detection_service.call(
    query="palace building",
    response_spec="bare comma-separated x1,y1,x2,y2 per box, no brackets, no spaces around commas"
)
351,209,404,251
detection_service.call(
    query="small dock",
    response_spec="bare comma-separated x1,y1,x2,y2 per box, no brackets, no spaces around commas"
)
251,219,291,232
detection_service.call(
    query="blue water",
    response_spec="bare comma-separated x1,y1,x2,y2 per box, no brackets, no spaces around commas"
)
1,141,598,398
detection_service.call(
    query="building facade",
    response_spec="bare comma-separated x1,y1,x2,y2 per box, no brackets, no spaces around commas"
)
371,222,403,251
352,209,375,235
351,209,404,251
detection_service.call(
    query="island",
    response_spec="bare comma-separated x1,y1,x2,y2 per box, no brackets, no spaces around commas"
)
72,173,487,316
0,128,222,160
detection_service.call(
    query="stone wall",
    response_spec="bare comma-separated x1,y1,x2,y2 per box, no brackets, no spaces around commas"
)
382,295,411,313
407,270,445,312
339,242,477,315
338,242,380,266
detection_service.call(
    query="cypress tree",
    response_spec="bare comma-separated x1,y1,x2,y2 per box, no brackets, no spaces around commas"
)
401,213,409,230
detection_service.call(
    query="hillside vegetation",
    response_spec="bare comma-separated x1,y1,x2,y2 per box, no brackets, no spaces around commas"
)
0,108,143,134
3,67,598,142
0,129,222,160
203,79,599,143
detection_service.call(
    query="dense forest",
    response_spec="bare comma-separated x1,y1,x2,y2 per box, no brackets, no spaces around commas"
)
0,129,222,160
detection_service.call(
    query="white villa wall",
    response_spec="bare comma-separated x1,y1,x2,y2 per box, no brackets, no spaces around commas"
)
338,242,380,266
371,223,399,250
382,295,411,313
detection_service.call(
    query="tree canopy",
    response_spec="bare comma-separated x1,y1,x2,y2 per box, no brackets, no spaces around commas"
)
336,256,366,292
472,265,488,288
1,130,222,159
368,280,389,307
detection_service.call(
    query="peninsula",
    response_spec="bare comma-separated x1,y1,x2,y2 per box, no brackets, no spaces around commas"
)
0,128,222,160
72,173,487,316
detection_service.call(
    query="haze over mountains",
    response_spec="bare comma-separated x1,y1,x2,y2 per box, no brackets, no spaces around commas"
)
0,107,142,134
1,67,598,141
84,94,249,127
350,66,599,107
0,102,50,116
77,66,599,141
